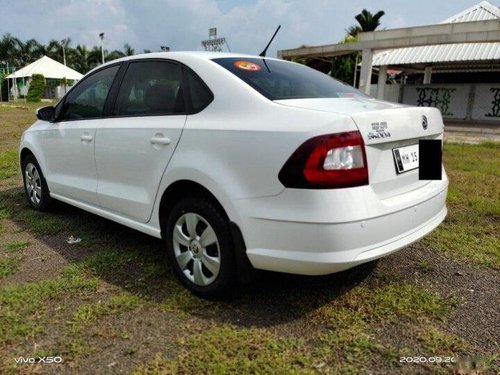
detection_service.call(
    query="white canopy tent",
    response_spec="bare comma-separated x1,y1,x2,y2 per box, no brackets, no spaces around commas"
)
6,55,83,80
6,55,83,99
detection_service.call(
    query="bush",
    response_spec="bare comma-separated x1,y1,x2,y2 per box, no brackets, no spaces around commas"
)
26,74,46,102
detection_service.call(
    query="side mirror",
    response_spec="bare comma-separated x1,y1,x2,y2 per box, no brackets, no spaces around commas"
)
36,106,55,122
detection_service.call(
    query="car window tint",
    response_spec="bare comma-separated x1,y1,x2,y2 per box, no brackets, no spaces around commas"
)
212,58,365,100
184,68,213,112
115,61,185,116
60,65,119,120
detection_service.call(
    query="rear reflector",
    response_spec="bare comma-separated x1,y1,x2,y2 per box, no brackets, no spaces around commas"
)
279,131,368,189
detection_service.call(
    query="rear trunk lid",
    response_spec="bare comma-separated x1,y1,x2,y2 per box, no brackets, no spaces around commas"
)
275,98,444,199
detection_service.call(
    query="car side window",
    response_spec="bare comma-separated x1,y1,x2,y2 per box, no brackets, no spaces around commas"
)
59,65,119,120
114,61,185,116
184,68,213,113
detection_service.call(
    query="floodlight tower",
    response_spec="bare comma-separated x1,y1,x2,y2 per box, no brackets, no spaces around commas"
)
201,28,228,52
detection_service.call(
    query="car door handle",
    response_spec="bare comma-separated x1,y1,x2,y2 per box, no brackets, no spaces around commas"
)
81,134,93,142
150,136,171,145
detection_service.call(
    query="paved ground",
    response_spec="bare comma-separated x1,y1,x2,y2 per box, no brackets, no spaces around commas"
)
444,124,499,144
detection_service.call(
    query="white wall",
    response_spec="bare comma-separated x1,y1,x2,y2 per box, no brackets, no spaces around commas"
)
402,84,500,122
369,84,401,103
471,84,500,121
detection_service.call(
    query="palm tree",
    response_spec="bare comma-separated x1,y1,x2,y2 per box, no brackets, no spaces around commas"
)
341,8,385,83
73,44,90,73
123,43,135,56
106,49,125,61
88,46,103,70
0,34,20,65
45,39,63,62
354,9,385,33
346,25,362,38
15,38,43,66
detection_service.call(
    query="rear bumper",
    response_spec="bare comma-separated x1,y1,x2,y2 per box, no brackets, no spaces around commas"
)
234,178,448,275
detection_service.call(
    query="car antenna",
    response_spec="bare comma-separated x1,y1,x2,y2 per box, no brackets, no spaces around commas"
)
259,25,281,57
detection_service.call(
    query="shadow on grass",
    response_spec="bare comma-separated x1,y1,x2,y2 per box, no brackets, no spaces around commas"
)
0,186,375,328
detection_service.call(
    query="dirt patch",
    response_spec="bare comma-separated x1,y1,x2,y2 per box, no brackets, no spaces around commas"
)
376,244,500,354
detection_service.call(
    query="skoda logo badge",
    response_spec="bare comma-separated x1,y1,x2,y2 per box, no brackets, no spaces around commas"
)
422,115,428,130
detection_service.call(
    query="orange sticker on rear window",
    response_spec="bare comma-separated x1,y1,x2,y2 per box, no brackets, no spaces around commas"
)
234,61,261,72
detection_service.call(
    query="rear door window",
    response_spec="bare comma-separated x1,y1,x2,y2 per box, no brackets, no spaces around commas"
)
114,61,185,116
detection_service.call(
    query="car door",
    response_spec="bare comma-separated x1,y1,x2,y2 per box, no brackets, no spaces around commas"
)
40,64,120,205
94,60,187,223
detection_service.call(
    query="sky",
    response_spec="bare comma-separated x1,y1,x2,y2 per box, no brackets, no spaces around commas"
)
0,0,498,58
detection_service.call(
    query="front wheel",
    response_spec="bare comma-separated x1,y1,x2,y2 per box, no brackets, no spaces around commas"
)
165,196,236,298
22,155,52,211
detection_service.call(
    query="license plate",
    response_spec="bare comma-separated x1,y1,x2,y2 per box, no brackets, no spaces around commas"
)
392,144,419,174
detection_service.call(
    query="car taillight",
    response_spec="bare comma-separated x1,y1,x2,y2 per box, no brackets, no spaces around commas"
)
278,131,368,189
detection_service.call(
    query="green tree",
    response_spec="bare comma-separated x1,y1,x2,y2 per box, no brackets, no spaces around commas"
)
26,74,46,102
329,35,359,85
330,55,355,84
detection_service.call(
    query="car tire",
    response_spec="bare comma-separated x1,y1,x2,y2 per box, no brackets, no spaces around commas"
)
165,196,236,298
22,155,52,211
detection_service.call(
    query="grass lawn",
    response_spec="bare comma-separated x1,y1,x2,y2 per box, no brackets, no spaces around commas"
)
0,102,498,374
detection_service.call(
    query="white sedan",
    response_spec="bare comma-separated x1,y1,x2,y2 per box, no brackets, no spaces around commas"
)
20,52,448,297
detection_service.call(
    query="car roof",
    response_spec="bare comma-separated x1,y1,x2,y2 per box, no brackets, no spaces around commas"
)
133,51,263,60
86,51,283,75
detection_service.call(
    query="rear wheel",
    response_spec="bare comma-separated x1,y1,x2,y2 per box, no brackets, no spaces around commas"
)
22,155,52,211
165,196,236,298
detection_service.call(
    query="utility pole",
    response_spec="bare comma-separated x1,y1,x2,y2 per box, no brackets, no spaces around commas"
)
0,60,4,102
61,39,67,66
6,61,9,102
99,33,105,64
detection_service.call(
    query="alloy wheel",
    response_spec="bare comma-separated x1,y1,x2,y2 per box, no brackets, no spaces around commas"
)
172,212,221,286
24,162,42,205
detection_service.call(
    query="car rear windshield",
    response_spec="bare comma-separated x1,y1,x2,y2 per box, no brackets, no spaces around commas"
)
212,57,365,100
